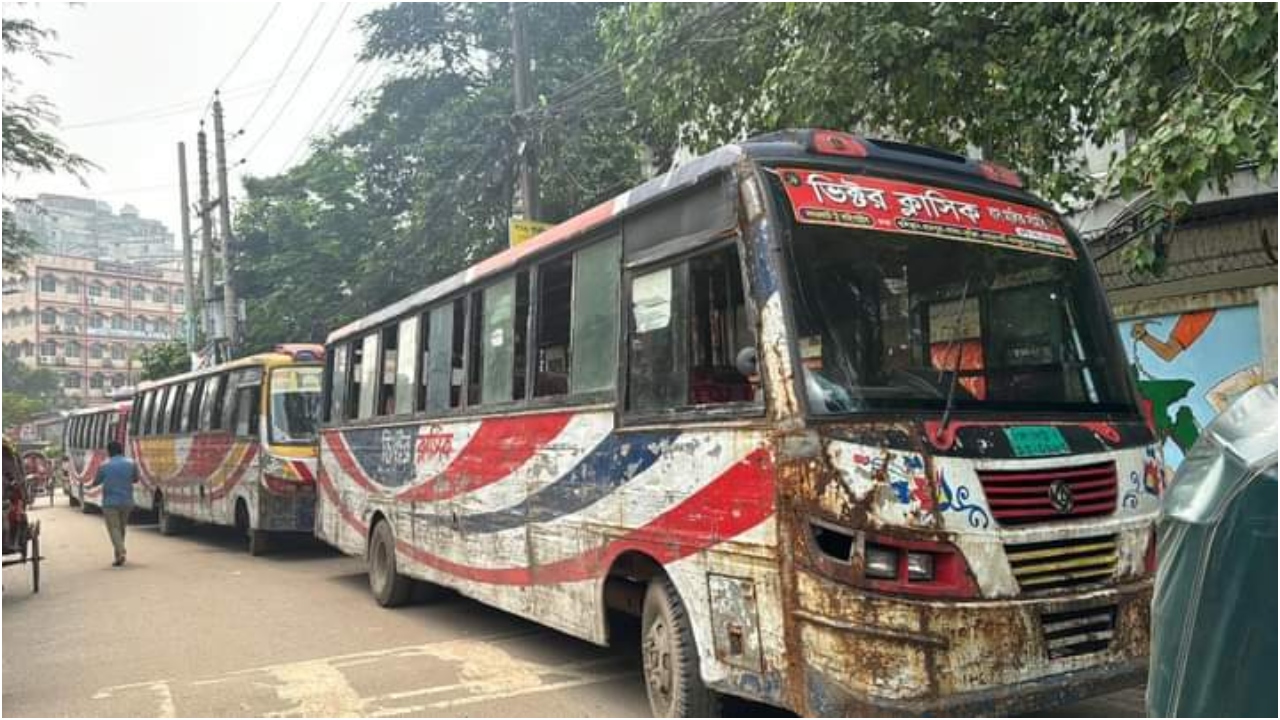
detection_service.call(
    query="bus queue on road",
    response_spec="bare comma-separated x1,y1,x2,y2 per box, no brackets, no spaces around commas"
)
62,129,1163,719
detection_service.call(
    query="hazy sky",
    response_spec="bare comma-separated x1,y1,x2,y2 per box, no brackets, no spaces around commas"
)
3,2,391,245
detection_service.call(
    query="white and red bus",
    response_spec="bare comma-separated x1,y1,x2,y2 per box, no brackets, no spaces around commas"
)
64,402,131,512
315,129,1160,716
130,345,324,554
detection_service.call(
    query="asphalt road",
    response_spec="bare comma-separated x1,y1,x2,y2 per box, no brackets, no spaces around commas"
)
3,500,1145,718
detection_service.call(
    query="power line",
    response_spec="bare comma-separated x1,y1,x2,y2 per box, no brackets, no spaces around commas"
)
203,2,281,118
236,4,326,134
278,59,366,172
61,76,284,130
239,3,350,164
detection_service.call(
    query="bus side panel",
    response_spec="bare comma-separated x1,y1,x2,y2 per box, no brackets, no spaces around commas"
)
73,448,106,509
135,432,260,527
315,410,787,678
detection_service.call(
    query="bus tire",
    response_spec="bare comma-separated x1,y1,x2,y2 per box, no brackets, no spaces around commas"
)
157,496,181,536
69,495,80,508
642,576,719,718
368,519,412,608
235,500,269,556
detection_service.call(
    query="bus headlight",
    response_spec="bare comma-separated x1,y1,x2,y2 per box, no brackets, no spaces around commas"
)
864,543,898,579
906,551,935,581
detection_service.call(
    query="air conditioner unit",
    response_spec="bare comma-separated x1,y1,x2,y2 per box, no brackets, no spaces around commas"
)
103,359,115,368
54,357,67,366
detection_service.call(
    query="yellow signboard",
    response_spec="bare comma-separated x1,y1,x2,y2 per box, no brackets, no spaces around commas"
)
509,218,553,247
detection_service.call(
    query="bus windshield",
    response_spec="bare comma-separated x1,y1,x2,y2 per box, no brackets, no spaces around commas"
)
269,367,323,444
771,172,1133,416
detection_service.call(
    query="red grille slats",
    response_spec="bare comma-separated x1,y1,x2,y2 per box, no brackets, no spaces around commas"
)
977,461,1118,527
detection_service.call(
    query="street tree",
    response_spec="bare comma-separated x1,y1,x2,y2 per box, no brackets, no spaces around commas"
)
2,16,94,271
136,340,189,382
603,3,1278,208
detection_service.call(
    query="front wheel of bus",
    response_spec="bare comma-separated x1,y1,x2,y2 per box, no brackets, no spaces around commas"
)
157,496,181,536
368,519,412,608
642,576,718,718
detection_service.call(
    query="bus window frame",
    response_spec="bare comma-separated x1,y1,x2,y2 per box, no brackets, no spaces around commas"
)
619,235,765,426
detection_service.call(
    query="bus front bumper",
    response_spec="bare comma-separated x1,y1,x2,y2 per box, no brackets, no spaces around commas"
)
794,573,1151,717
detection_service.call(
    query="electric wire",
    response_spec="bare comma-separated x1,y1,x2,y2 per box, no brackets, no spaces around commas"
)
235,4,325,135
203,3,281,118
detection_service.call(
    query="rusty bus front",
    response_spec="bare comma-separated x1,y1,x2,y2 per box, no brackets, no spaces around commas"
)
738,130,1159,715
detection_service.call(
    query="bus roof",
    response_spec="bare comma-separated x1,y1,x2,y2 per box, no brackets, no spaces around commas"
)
134,351,320,392
327,129,1047,344
65,400,131,417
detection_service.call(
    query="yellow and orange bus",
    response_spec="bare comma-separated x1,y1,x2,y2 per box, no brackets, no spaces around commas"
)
129,344,324,554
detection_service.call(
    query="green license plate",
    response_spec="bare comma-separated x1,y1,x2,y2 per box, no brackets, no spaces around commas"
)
1004,426,1070,457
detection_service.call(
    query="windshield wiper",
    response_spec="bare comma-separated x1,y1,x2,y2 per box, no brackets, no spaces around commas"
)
935,277,973,442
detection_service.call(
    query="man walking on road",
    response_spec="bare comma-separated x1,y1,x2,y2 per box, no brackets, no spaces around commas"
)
87,441,137,566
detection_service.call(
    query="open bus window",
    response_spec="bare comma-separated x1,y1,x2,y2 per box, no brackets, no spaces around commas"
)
167,383,187,434
201,373,226,431
328,344,348,422
270,367,322,444
627,243,756,413
358,333,379,419
231,370,262,438
535,256,573,398
467,291,484,406
377,324,398,416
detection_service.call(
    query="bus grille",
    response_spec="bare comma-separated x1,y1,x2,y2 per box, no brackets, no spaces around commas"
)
1040,605,1117,659
1006,535,1118,592
977,462,1117,526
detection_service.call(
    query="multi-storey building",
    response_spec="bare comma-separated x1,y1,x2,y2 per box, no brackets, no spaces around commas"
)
2,254,187,402
11,194,181,265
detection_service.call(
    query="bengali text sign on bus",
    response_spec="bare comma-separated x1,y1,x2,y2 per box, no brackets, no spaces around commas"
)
774,167,1075,259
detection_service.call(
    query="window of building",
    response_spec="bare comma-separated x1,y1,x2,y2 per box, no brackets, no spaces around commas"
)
111,315,126,330
113,373,127,389
90,373,104,390
64,372,81,390
132,284,147,302
41,308,57,326
65,310,82,330
90,313,104,329
40,340,57,357
110,283,124,300
133,316,145,332
152,287,167,304
40,275,56,293
20,341,32,357
174,290,184,306
88,282,103,298
66,278,81,296
111,344,125,360
65,341,82,359
89,343,104,359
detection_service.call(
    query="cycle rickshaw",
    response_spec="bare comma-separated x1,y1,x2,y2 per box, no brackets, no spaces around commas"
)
3,437,42,593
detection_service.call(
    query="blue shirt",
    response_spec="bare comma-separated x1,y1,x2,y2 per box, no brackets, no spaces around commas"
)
93,455,137,508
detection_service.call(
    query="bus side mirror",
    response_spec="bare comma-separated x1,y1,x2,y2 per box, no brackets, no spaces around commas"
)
735,347,758,378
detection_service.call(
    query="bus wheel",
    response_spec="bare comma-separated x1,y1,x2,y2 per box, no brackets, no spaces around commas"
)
69,495,80,508
157,496,180,536
368,519,412,608
642,576,718,718
235,500,269,556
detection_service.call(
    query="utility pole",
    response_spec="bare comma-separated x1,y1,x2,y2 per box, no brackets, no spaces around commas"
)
177,141,196,368
212,92,239,354
197,126,217,351
511,2,540,221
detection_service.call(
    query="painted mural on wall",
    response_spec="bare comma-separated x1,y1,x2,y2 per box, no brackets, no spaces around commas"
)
1120,305,1264,468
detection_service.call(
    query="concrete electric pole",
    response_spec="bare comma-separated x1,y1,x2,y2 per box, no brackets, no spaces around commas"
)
212,93,240,354
196,126,218,352
176,141,196,369
511,2,540,221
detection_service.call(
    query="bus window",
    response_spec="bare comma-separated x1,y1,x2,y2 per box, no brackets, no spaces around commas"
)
628,265,686,412
230,369,262,437
466,291,484,406
167,383,187,434
481,276,515,405
377,324,398,416
570,236,621,394
425,303,453,412
626,243,754,412
345,340,364,420
329,343,349,421
357,333,378,419
415,313,429,412
513,271,530,401
201,374,226,431
395,315,419,415
151,387,171,435
181,379,203,433
534,255,572,398
106,415,118,447
269,366,322,444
